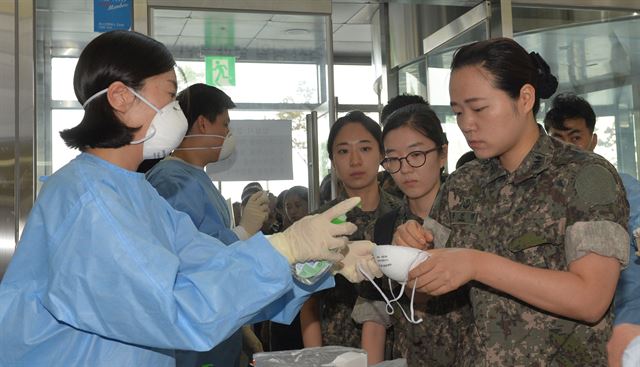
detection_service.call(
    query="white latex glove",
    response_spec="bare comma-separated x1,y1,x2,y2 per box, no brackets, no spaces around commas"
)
332,241,382,283
239,191,269,235
268,197,360,264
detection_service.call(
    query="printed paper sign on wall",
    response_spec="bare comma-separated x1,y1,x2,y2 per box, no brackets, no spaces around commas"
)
205,120,293,181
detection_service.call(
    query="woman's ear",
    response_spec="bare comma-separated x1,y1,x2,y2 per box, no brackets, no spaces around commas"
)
440,144,449,169
106,81,134,113
519,83,536,113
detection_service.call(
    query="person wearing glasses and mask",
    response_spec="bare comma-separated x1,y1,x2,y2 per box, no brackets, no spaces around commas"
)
0,30,379,367
144,83,270,366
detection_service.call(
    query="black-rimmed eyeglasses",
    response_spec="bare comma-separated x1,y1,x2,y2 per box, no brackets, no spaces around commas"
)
380,147,439,174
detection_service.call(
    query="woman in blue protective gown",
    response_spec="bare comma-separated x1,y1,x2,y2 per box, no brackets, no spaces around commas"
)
144,83,270,366
0,30,379,367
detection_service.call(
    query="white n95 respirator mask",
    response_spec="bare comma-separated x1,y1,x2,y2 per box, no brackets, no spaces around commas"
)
358,245,430,324
127,89,188,159
82,88,188,159
175,132,237,162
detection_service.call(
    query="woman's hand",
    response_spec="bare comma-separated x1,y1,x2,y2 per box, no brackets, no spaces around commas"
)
392,220,433,250
407,248,478,295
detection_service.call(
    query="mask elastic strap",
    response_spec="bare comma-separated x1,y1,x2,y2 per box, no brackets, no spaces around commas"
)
174,134,227,151
173,146,222,151
408,278,423,324
357,263,397,315
82,89,108,109
182,134,226,139
127,88,161,113
357,263,424,325
388,278,405,303
131,125,156,145
388,277,423,324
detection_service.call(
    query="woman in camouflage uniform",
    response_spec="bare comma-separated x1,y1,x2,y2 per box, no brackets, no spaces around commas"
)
300,111,402,362
396,38,629,366
354,103,472,366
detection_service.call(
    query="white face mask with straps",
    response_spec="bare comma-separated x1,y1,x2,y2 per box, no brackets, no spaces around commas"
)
83,87,188,159
174,132,236,161
358,245,430,324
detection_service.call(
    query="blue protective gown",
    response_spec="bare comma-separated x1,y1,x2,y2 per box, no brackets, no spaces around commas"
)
145,157,243,366
146,157,239,245
0,153,332,367
614,174,640,326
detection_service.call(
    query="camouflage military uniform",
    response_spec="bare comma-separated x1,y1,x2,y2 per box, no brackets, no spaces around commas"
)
431,129,630,366
315,189,402,348
354,199,473,366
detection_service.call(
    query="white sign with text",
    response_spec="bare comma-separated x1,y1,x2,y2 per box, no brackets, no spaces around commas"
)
205,119,293,181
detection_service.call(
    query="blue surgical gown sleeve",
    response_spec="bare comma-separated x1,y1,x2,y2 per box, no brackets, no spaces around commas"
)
0,154,333,366
144,158,334,325
615,173,640,325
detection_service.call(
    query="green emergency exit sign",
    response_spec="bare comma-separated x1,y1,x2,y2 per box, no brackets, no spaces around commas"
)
205,56,236,86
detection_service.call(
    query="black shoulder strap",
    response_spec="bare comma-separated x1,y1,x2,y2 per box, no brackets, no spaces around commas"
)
373,208,400,245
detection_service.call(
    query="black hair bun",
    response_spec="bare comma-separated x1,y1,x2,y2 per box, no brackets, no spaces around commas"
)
529,51,558,99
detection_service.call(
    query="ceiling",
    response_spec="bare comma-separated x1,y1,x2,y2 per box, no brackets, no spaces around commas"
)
36,0,381,62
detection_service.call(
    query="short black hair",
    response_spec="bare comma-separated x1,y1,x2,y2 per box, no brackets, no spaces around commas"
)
285,186,308,202
381,94,428,125
177,83,236,131
276,189,288,210
61,30,175,149
327,111,382,160
543,92,596,134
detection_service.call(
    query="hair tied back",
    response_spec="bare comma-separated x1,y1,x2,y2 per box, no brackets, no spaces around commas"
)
529,51,558,99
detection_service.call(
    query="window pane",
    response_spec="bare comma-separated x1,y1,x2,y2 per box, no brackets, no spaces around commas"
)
334,64,377,105
51,58,79,101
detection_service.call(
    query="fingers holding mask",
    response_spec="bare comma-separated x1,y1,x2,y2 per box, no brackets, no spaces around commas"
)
333,240,380,283
407,248,476,295
393,220,433,249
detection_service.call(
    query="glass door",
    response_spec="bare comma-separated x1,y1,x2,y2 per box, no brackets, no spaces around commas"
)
513,7,640,178
150,5,334,205
399,2,490,173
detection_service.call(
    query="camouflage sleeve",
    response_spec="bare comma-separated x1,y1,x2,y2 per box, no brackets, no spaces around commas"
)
351,296,392,328
564,162,630,265
429,178,453,249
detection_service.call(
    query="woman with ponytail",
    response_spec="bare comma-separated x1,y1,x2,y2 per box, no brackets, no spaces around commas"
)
394,38,629,365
